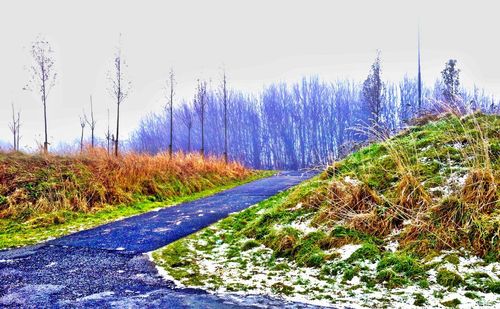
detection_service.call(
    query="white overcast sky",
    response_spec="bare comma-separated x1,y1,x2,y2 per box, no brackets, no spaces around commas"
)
0,0,499,150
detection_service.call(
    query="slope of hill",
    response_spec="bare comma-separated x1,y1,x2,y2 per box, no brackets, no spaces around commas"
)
153,113,499,308
0,150,266,249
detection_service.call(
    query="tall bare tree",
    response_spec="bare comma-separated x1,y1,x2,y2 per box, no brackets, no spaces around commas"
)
194,79,207,157
9,103,21,152
417,25,422,112
107,38,131,156
24,37,57,154
220,69,229,163
166,68,175,158
86,95,97,148
10,104,17,151
16,111,21,151
79,114,86,153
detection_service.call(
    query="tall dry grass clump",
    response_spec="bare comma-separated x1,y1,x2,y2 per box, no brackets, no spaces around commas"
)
0,148,251,220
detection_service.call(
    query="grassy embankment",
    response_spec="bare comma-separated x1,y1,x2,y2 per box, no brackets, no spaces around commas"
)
0,149,272,249
153,113,499,308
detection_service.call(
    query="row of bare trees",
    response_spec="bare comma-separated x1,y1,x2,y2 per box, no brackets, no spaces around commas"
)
18,36,131,156
16,35,232,160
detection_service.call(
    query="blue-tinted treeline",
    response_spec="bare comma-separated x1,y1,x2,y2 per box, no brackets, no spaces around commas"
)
129,76,499,169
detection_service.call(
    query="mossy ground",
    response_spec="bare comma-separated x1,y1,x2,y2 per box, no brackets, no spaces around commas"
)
153,114,500,308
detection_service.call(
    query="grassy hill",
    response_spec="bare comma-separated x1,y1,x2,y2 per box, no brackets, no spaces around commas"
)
153,113,499,308
0,150,267,249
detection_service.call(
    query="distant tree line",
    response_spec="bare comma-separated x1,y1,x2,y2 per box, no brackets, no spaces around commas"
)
129,55,499,169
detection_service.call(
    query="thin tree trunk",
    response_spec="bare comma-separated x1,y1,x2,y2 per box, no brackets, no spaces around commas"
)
42,76,48,154
188,126,191,152
16,112,20,151
80,127,84,153
90,95,95,148
201,104,204,158
115,103,120,156
11,105,16,151
107,108,110,155
169,106,173,158
224,101,228,163
169,74,173,159
417,25,422,112
223,73,228,163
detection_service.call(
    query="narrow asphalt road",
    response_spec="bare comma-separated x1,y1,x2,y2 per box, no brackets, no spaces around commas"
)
0,171,323,308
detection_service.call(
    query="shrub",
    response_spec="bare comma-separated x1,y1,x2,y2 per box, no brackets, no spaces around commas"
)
486,280,500,293
346,242,381,263
241,239,260,251
436,269,463,288
377,253,424,278
441,298,461,307
413,293,427,306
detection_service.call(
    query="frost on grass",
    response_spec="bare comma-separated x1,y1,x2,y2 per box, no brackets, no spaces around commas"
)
153,220,500,308
274,215,317,235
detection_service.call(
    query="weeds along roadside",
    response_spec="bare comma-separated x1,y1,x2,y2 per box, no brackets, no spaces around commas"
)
0,149,257,236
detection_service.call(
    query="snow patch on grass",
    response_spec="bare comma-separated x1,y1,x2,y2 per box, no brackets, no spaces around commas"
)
336,244,362,260
154,231,500,308
274,216,316,235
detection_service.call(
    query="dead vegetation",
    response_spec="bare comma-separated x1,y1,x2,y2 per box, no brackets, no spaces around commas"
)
308,112,499,258
0,148,251,220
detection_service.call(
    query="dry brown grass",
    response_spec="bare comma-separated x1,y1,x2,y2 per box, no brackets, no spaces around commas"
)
0,148,252,220
305,111,499,257
396,173,431,211
461,169,497,212
311,180,394,236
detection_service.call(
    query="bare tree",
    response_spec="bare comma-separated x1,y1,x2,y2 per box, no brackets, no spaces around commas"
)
362,50,385,126
17,111,21,151
105,108,111,155
166,68,175,158
441,59,460,104
220,69,229,163
111,134,116,154
24,37,57,154
85,95,97,148
16,109,21,151
107,37,131,156
10,104,17,151
194,79,207,157
417,25,422,112
79,114,86,153
9,103,21,151
179,101,194,152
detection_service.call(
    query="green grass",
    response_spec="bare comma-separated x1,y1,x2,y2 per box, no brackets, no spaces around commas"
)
153,188,296,286
0,171,274,249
